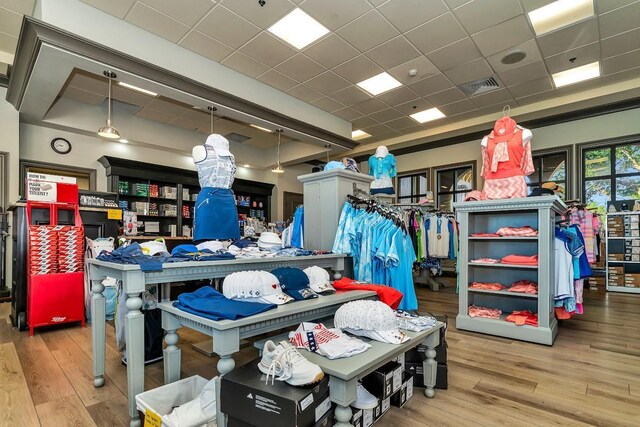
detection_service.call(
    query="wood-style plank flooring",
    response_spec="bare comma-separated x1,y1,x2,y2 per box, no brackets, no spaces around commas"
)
1,281,640,426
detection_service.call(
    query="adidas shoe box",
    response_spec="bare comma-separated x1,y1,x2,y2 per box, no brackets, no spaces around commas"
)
361,361,402,400
391,372,414,408
405,362,448,390
221,359,330,427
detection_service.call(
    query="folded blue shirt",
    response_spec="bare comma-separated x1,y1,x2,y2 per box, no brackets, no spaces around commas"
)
173,286,276,321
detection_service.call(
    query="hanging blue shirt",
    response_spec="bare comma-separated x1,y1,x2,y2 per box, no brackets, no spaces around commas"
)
291,206,304,248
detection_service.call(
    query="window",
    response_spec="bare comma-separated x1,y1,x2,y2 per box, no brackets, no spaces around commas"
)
581,142,640,214
396,170,429,204
20,160,96,197
434,163,475,212
527,148,569,199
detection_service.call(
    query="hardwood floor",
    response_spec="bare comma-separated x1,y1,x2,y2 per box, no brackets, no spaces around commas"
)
1,282,640,426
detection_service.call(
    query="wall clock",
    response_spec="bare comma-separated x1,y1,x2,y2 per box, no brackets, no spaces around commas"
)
51,137,72,154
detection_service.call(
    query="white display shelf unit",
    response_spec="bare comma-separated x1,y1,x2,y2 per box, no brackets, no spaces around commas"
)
606,211,640,294
454,196,566,346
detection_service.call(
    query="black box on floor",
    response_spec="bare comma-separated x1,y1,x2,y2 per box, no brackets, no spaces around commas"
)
405,362,424,388
351,408,364,427
221,359,331,427
434,314,448,341
391,372,414,408
361,361,402,399
436,363,448,390
404,342,448,365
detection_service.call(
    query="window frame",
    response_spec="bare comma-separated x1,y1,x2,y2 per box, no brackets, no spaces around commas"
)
529,145,572,199
433,161,476,212
395,168,430,204
19,159,97,197
578,135,640,211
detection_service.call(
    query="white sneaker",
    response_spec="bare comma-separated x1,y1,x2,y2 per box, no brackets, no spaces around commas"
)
258,340,324,386
352,384,379,410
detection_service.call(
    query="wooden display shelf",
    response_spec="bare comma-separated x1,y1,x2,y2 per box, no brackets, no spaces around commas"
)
468,288,538,299
468,262,538,269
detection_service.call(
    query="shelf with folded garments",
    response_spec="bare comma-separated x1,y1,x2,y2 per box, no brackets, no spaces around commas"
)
468,262,538,269
468,236,538,240
468,287,538,299
459,313,539,329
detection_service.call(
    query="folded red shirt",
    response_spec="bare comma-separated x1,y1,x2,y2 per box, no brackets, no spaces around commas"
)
501,254,539,265
333,277,403,310
505,310,538,326
470,282,505,291
496,226,538,237
470,233,501,237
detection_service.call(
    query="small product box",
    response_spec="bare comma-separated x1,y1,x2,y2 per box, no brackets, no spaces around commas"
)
391,372,414,408
405,362,424,388
221,359,330,427
349,408,363,427
361,361,403,399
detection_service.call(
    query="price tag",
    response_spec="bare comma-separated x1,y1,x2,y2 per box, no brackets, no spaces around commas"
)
107,209,123,220
144,409,162,427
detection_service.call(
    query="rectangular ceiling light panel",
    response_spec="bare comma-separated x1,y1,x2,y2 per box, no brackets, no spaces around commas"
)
552,61,600,88
250,124,272,133
410,107,446,123
268,8,330,49
528,0,594,36
118,81,158,97
352,129,371,140
357,72,402,96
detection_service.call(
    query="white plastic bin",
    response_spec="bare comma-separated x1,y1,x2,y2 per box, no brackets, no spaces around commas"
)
135,375,218,427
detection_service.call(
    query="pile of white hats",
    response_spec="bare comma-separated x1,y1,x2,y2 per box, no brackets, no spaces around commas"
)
334,300,409,344
303,266,336,295
257,232,282,250
222,270,293,305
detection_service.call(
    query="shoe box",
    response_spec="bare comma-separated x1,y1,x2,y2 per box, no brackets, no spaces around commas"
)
390,372,414,408
221,359,331,427
404,341,448,365
361,361,403,400
405,362,448,390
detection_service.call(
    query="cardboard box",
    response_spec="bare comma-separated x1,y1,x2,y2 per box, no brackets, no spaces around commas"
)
610,266,625,275
405,362,424,388
394,353,405,371
221,359,330,427
608,254,624,261
391,372,414,408
405,343,448,365
350,408,363,427
363,408,374,427
361,361,402,400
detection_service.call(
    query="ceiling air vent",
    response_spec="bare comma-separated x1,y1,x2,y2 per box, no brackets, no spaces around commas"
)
225,132,251,143
459,76,500,96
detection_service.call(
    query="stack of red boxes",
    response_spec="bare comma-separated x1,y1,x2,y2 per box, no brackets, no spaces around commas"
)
149,184,159,198
57,226,84,273
28,225,59,275
182,205,190,218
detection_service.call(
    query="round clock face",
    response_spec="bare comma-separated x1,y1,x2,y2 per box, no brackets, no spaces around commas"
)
51,138,72,154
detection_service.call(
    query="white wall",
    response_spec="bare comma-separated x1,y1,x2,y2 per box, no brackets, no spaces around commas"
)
19,123,307,220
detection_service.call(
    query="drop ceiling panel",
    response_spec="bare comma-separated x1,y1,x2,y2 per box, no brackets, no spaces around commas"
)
311,96,345,112
426,37,483,71
302,34,359,69
377,0,448,32
601,28,640,59
140,0,215,27
351,97,388,115
167,115,202,131
69,72,107,94
544,42,601,74
331,85,371,106
0,5,22,36
438,98,476,116
305,71,351,94
300,0,370,30
221,52,269,78
286,84,323,103
408,73,454,97
222,0,294,29
515,89,556,105
135,106,176,123
602,48,640,75
498,59,549,86
536,18,599,57
214,118,247,134
376,86,421,106
112,85,155,106
601,66,640,85
361,123,395,136
239,32,297,67
444,58,493,85
333,107,362,121
258,69,299,91
443,0,472,8
196,5,261,49
471,88,514,108
80,0,135,19
333,55,383,84
506,76,554,98
365,36,421,70
596,0,638,14
424,87,467,106
472,15,533,57
387,56,439,85
395,98,434,115
369,108,405,123
405,12,466,55
453,0,522,35
179,108,211,124
61,86,106,105
486,39,542,73
518,0,554,12
599,1,640,38
384,116,416,130
275,54,325,82
352,116,379,129
125,2,190,43
1,0,36,15
145,98,188,115
336,10,399,52
179,30,234,62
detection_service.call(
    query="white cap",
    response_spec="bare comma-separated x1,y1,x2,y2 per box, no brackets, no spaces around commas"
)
258,232,282,249
205,134,232,157
303,266,336,295
223,271,293,305
196,240,225,252
375,145,389,158
139,238,169,256
334,300,408,344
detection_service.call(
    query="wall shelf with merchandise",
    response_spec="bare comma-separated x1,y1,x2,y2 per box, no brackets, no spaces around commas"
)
606,211,640,294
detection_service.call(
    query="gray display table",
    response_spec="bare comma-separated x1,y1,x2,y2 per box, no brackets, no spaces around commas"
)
454,196,566,345
88,254,348,427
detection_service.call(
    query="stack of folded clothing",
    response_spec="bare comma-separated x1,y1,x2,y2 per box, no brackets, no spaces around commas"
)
505,310,538,326
470,282,505,291
501,254,538,265
496,226,538,237
508,280,538,294
468,305,502,319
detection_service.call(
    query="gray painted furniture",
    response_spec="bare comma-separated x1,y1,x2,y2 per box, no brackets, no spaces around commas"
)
158,290,377,427
253,322,444,427
298,169,373,251
88,254,348,427
454,196,566,345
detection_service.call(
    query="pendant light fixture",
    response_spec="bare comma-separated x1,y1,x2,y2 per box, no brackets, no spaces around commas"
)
97,71,121,139
271,129,285,174
208,105,217,133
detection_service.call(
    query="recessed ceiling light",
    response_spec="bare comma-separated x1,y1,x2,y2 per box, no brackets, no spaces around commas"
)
351,130,371,140
250,124,272,133
268,8,329,49
528,0,594,36
119,138,128,143
552,61,600,88
501,51,527,65
243,164,251,168
410,107,446,123
357,72,402,96
118,81,158,97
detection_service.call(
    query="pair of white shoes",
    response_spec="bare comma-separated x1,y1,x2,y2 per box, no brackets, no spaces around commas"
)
258,340,378,410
